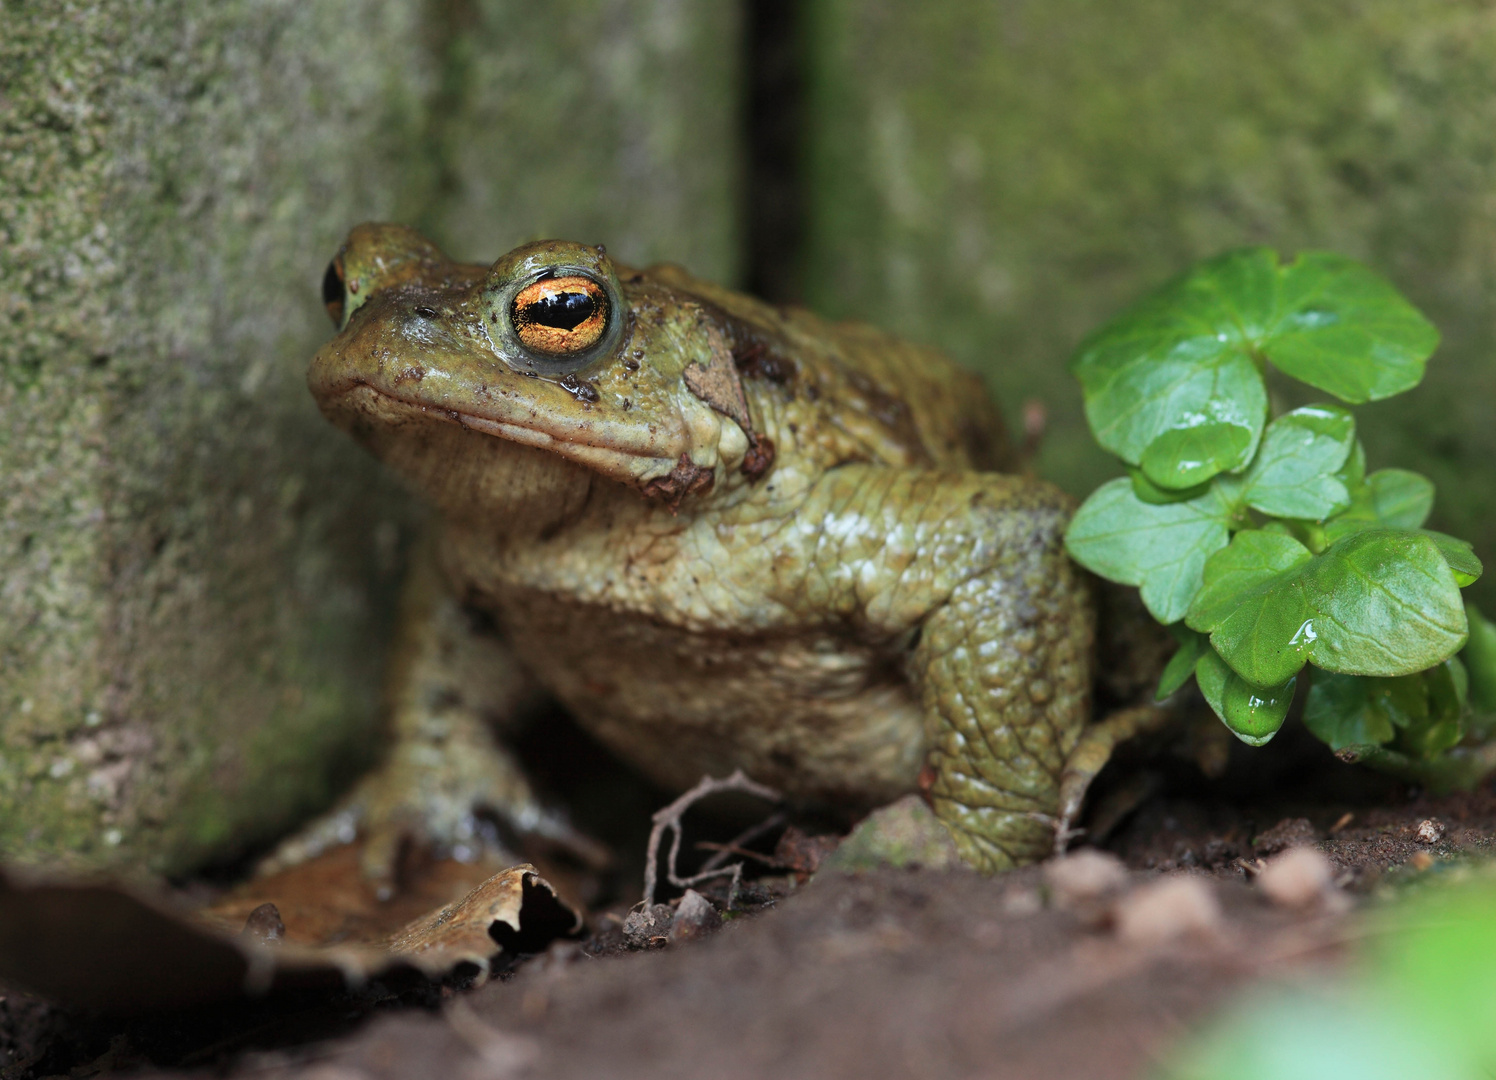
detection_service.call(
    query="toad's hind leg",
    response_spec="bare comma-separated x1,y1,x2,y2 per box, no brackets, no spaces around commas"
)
911,518,1095,872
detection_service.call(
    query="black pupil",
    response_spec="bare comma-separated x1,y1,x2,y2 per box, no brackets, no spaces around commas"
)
525,291,596,331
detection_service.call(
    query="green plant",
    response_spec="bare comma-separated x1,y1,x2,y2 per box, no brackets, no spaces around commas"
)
1063,248,1495,784
1164,873,1496,1080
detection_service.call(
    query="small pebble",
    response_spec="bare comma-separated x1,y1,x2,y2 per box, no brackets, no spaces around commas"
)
1113,875,1222,945
1252,817,1318,855
1409,850,1435,872
240,902,285,946
1414,819,1446,845
1044,850,1129,908
668,889,723,943
1257,847,1344,910
1001,886,1043,918
622,903,674,948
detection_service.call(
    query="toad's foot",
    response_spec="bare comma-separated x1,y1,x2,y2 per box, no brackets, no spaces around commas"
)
1053,703,1175,855
257,710,607,899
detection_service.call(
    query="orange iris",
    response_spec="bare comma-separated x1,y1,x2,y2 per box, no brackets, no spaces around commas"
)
511,276,609,356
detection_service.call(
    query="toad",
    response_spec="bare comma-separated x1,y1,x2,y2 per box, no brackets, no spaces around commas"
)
284,224,1157,889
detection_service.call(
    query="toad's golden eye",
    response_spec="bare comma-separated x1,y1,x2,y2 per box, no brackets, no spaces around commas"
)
511,275,609,356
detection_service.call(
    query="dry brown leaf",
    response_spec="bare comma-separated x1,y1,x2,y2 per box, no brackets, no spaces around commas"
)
383,864,581,970
0,860,580,1016
201,842,525,947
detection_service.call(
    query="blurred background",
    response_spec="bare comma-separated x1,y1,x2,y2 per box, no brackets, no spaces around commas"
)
4,0,1495,874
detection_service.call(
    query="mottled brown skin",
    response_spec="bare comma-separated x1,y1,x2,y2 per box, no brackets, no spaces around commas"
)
291,223,1103,882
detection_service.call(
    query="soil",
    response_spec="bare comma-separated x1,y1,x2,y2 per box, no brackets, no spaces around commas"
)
3,722,1493,1080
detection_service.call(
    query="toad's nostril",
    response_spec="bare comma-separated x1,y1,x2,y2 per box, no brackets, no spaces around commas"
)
322,260,345,327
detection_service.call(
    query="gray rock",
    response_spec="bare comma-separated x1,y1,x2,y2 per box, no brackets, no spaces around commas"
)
820,795,961,873
668,889,723,943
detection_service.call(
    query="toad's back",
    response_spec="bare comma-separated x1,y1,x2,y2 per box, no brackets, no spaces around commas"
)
641,263,1016,475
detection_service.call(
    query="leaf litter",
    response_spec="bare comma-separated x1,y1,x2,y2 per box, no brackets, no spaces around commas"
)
0,848,580,1016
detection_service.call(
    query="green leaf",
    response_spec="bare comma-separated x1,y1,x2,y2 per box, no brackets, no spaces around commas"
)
1365,669,1453,755
1464,603,1496,714
1336,740,1496,795
1409,658,1470,756
1323,469,1435,543
1429,656,1470,721
1316,465,1477,585
1187,529,1469,687
1241,404,1356,520
1372,880,1496,1060
1195,648,1294,746
1064,477,1235,623
1304,664,1468,758
1140,421,1256,490
1363,470,1435,529
1157,625,1209,700
1265,252,1439,404
1303,672,1397,750
1071,249,1273,486
1187,530,1313,632
1401,718,1463,758
1071,250,1437,495
1127,467,1210,505
1337,438,1367,491
1376,674,1432,732
1422,530,1483,587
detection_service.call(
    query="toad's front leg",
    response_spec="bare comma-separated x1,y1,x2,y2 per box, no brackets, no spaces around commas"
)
912,559,1096,870
259,541,603,895
791,466,1095,871
908,492,1095,871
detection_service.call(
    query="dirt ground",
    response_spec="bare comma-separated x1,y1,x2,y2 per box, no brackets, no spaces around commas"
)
3,723,1492,1080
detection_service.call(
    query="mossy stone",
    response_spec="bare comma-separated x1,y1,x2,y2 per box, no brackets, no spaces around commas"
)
803,0,1496,612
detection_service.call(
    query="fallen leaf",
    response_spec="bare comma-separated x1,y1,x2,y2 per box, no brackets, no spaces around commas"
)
0,861,580,1015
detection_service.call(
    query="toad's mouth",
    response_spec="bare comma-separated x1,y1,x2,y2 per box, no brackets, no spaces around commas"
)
319,377,694,491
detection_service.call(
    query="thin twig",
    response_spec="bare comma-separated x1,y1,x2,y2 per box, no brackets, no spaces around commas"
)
642,770,782,907
695,840,794,871
697,810,788,873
